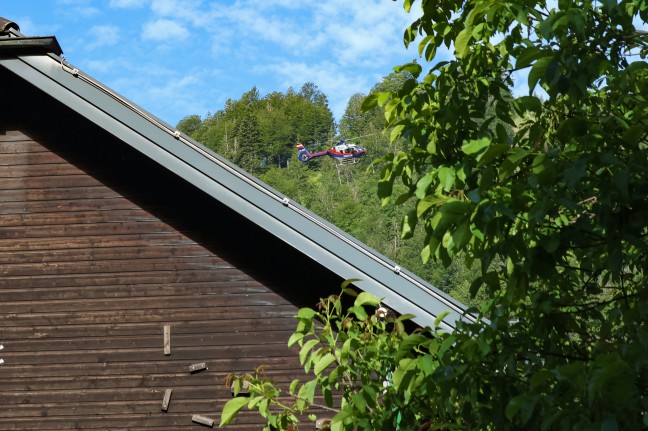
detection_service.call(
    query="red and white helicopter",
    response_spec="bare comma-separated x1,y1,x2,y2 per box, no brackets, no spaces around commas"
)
296,140,367,163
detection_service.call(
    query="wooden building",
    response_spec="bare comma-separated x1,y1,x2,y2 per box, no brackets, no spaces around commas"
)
0,18,470,430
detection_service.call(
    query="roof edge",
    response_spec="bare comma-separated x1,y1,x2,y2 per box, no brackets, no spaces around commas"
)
0,36,63,57
0,17,62,57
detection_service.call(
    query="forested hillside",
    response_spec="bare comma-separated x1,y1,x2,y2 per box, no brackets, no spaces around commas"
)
176,78,481,305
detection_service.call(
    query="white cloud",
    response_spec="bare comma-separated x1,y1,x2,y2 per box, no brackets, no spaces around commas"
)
106,65,210,125
148,74,202,98
150,0,210,27
181,0,424,121
142,18,189,41
77,7,102,17
87,24,120,49
200,0,416,66
108,0,148,7
83,59,118,74
226,6,301,50
309,0,414,66
55,0,102,18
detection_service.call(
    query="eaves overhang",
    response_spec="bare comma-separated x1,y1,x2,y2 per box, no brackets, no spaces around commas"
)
0,36,63,57
0,20,62,57
0,51,477,332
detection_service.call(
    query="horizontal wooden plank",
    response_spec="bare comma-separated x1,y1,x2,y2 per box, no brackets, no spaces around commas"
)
0,220,178,239
1,294,291,321
0,130,36,142
0,268,252,289
0,208,158,228
0,141,46,153
0,386,214,405
1,304,297,327
0,372,221,392
0,232,194,252
0,378,303,405
0,186,126,203
0,162,85,178
0,197,141,214
0,411,272,430
2,342,301,366
0,162,80,178
0,173,102,190
0,266,246,287
0,254,229,277
0,145,125,165
0,315,291,340
0,243,211,265
0,147,81,159
1,355,300,379
1,330,291,352
0,280,266,302
0,398,217,418
0,152,58,166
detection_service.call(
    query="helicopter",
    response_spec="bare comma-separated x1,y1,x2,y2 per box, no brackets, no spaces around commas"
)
296,139,367,163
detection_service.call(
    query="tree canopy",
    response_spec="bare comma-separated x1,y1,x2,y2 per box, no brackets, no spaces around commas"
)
178,83,335,174
220,0,648,430
370,0,648,429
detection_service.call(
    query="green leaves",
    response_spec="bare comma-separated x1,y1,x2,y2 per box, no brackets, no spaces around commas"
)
219,396,250,427
505,393,539,424
528,55,554,94
515,46,547,70
461,137,491,156
299,339,319,365
314,353,336,376
416,194,447,217
401,210,417,240
365,0,648,429
393,61,423,78
454,29,471,58
514,96,542,116
353,291,381,308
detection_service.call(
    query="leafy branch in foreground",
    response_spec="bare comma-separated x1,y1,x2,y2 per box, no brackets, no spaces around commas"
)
361,0,648,429
219,286,455,431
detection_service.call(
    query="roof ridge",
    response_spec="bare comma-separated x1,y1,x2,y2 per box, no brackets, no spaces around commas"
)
0,17,20,34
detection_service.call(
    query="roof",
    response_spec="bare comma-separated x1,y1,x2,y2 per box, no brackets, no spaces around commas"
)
0,18,62,57
0,17,20,33
0,18,475,331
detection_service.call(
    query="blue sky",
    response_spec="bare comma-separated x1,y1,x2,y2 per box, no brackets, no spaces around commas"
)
4,0,439,127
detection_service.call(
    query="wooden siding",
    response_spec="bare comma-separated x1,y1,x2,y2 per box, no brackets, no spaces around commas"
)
0,127,325,430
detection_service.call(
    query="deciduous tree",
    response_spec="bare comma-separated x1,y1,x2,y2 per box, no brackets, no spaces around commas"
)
221,1,648,430
365,0,648,429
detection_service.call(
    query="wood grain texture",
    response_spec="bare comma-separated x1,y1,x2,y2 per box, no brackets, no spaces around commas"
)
0,129,313,430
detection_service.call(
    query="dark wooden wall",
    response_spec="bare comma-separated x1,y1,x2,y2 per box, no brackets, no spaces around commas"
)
0,69,338,430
